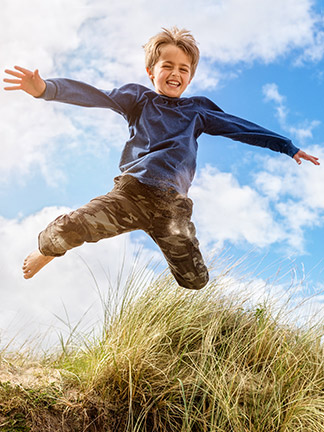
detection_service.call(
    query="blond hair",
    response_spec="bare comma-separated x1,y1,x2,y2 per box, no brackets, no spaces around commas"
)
143,27,200,79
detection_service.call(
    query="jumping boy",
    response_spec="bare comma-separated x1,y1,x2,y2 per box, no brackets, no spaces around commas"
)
4,27,319,288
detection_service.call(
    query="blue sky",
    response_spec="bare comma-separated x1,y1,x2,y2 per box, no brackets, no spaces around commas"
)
1,0,324,347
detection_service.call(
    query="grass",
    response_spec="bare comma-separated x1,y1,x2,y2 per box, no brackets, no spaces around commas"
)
1,260,324,431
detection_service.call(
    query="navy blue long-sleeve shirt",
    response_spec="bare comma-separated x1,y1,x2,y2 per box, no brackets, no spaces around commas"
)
40,80,299,195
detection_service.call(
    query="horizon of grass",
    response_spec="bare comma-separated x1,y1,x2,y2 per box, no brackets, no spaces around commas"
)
1,256,324,431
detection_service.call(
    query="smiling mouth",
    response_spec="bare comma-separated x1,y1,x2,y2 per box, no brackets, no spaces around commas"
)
167,80,181,88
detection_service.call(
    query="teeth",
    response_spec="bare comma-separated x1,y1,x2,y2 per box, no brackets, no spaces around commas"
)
168,81,180,87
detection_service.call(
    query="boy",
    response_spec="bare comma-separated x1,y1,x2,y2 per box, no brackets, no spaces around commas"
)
4,27,319,288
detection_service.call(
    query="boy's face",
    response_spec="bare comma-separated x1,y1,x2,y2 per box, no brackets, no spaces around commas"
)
147,44,192,98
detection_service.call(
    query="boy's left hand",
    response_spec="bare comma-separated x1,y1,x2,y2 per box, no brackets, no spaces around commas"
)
293,150,320,166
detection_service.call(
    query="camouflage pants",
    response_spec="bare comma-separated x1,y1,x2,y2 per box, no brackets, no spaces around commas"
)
39,175,209,289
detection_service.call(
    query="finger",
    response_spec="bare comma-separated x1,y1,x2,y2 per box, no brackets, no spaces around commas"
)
3,78,21,84
310,155,319,162
34,69,43,82
4,69,25,78
34,69,42,81
293,154,301,164
4,85,22,90
14,65,33,75
296,153,320,166
303,154,319,163
310,157,320,165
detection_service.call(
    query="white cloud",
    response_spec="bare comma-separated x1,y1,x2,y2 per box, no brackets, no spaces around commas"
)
262,83,324,238
255,145,324,208
0,0,89,72
263,83,286,105
258,83,324,251
191,140,324,254
0,207,159,349
192,0,318,63
59,0,324,84
190,165,284,249
295,15,324,64
0,0,91,185
0,94,78,186
254,145,324,249
263,83,320,143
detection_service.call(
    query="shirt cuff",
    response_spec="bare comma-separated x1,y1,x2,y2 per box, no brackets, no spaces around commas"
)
286,141,300,158
35,80,57,100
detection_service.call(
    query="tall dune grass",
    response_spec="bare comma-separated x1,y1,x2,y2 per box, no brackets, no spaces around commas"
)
1,261,324,431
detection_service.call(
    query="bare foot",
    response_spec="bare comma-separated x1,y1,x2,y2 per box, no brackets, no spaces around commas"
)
22,250,55,279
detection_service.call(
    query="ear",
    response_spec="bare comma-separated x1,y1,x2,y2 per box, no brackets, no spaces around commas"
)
146,67,154,81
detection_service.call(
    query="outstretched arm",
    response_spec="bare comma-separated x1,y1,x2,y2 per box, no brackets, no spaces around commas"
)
3,65,46,97
293,149,320,166
203,104,320,166
4,68,139,115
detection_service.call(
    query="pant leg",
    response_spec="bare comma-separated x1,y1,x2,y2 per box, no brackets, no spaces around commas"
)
38,176,152,257
148,195,209,290
38,174,209,290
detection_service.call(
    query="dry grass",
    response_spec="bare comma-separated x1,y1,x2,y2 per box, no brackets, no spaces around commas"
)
1,262,324,431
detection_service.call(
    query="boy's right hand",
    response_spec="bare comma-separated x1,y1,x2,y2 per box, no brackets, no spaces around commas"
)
3,66,46,97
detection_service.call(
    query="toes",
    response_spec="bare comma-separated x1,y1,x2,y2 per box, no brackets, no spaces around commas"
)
22,262,30,273
23,269,31,279
23,265,35,279
22,261,32,278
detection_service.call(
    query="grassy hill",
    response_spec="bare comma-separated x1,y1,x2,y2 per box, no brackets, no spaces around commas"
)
1,264,324,431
